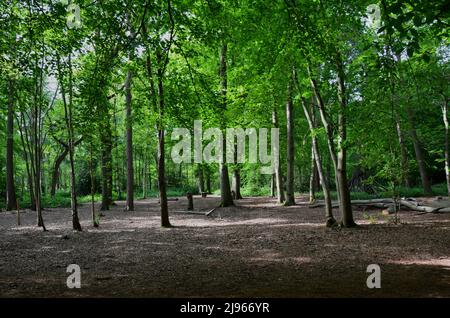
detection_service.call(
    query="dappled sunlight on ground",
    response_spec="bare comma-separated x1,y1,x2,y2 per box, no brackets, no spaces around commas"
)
389,258,450,268
0,195,449,297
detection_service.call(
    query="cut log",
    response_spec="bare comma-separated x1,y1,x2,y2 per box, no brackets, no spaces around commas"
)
309,198,450,214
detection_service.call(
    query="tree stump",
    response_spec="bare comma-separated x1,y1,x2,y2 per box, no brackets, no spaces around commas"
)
187,192,194,211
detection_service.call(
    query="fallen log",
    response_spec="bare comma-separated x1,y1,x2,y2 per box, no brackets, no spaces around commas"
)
400,200,450,213
205,207,217,216
308,198,450,214
157,198,179,203
309,198,395,209
172,210,207,215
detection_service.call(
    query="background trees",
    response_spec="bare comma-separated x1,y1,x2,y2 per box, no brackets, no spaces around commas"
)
1,0,449,228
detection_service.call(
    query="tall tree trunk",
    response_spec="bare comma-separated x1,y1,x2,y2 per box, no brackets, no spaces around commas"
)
68,55,82,231
406,107,432,195
232,169,243,199
34,93,45,230
34,60,46,231
50,138,82,197
100,120,113,210
100,123,111,211
308,145,316,204
285,69,296,206
271,174,276,197
313,160,320,191
219,43,234,207
58,55,82,231
41,166,46,196
142,152,147,199
272,108,285,203
307,65,341,204
125,65,134,211
17,113,36,210
6,79,17,211
442,98,450,197
301,97,336,226
28,175,36,211
90,143,98,227
197,164,205,193
50,148,68,197
66,107,81,231
335,54,355,227
114,99,122,202
395,117,412,187
156,50,171,227
205,167,212,194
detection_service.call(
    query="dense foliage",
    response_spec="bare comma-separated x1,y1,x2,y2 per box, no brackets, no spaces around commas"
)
1,0,449,229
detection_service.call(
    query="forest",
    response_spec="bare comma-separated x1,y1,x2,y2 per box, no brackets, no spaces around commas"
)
0,0,449,298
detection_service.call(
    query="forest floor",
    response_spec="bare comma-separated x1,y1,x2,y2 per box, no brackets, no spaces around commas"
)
0,195,449,298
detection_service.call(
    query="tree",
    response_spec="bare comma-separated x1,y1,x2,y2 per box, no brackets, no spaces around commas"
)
301,96,336,226
6,79,17,211
56,54,82,231
284,67,296,206
272,108,285,204
218,43,234,207
125,52,134,211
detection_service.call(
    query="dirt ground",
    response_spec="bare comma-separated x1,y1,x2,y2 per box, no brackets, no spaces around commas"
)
0,195,449,298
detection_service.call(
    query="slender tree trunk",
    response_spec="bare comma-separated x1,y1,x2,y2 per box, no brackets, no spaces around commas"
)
271,174,276,197
41,166,46,196
68,55,82,231
156,50,171,227
272,109,285,203
301,97,336,226
90,143,98,227
206,167,212,194
28,175,36,210
406,107,432,195
50,148,68,197
142,152,147,199
114,100,122,202
125,65,134,211
219,43,234,207
6,79,17,211
285,70,296,206
309,145,316,204
197,164,205,193
326,156,331,191
395,117,412,187
335,55,355,227
100,121,113,210
313,161,320,191
442,98,450,197
58,55,82,231
232,169,243,199
308,65,341,203
17,114,36,210
66,114,81,231
34,61,46,231
50,138,82,197
34,113,45,229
